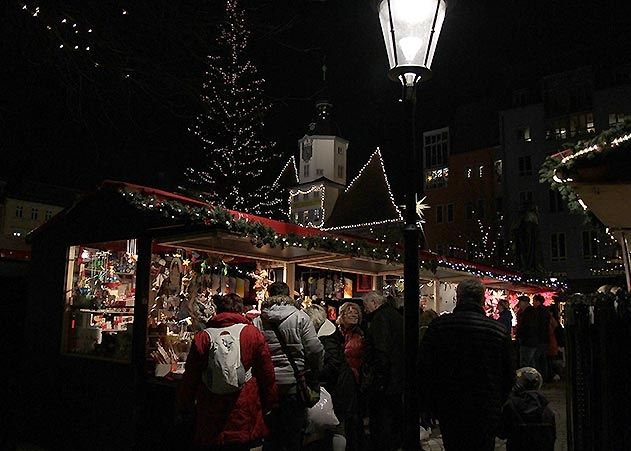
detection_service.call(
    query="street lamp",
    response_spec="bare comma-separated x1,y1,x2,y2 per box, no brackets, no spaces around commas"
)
377,1,446,449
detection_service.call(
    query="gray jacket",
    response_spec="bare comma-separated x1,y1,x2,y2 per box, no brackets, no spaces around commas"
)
253,297,324,386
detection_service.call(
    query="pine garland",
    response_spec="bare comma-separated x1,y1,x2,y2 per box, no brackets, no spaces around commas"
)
540,118,631,216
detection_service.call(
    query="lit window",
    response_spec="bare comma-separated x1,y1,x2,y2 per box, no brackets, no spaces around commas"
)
582,230,598,259
425,167,449,189
609,113,630,126
494,160,503,183
15,205,23,218
551,233,567,261
517,127,532,142
569,113,595,137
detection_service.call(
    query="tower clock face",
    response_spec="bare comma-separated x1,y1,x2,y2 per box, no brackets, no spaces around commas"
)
302,140,313,162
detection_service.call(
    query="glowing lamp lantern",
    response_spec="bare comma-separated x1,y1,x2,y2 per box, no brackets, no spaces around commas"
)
378,0,447,86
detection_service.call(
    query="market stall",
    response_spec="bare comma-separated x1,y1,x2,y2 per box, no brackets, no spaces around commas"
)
24,180,558,449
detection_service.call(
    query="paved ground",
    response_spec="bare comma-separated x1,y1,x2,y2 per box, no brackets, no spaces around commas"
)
422,381,567,451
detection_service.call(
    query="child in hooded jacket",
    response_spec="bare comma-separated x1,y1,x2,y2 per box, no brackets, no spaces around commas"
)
497,367,556,451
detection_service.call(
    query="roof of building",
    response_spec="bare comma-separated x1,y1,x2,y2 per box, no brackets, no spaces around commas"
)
323,148,403,231
0,179,83,207
273,156,300,189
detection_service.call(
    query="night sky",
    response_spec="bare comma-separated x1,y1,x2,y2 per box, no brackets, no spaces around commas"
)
2,0,630,201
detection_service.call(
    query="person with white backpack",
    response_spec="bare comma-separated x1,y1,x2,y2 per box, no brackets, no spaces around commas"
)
177,293,278,451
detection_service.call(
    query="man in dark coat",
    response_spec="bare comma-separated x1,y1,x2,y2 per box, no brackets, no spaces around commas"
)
515,296,538,368
419,279,515,451
363,291,404,451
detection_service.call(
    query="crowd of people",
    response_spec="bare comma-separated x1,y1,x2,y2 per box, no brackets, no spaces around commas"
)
176,279,559,451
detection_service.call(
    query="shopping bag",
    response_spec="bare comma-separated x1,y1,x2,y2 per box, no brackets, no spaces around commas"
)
304,387,339,434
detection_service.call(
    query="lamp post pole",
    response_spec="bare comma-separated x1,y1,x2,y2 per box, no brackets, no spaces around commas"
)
402,81,422,451
376,1,447,449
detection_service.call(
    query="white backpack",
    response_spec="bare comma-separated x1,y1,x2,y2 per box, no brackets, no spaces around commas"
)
202,323,252,394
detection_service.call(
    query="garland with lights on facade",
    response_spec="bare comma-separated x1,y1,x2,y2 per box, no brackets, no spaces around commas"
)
184,0,284,219
118,188,407,263
540,119,631,216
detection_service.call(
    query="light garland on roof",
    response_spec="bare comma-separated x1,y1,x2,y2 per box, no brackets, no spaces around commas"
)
322,148,403,231
288,184,325,228
273,155,300,187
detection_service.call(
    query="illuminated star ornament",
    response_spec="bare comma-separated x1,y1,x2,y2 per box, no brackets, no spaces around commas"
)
416,196,430,223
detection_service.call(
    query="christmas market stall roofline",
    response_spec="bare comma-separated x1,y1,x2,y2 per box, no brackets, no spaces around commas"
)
29,180,562,291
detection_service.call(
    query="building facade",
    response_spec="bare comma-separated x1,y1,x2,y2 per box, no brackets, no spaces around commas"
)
500,66,631,286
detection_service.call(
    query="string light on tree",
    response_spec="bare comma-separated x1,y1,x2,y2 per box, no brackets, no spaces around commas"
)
184,0,283,219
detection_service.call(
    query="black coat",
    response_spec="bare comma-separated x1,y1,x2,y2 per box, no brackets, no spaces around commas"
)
419,302,515,434
365,303,404,395
318,320,358,419
516,305,549,347
497,391,556,451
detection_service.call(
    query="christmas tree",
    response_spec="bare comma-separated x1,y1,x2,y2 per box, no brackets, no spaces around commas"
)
186,0,283,217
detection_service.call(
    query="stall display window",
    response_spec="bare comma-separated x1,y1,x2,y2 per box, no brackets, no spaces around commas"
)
62,240,137,362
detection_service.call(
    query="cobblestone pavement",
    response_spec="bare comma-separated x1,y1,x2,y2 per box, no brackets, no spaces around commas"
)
422,381,567,451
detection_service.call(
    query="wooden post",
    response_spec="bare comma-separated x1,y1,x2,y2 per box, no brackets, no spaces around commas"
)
433,278,440,313
284,263,296,297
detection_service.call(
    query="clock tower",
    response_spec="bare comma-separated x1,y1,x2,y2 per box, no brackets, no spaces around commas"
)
290,99,349,227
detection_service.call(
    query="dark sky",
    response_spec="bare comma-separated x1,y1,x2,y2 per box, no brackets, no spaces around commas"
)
2,0,630,200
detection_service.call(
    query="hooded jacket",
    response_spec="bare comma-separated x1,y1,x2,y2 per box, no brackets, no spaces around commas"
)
497,390,556,451
177,312,278,447
253,295,324,387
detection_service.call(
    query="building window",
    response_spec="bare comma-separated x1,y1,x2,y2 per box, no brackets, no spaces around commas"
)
465,203,474,220
476,199,485,219
496,197,503,214
314,209,321,222
518,156,532,176
512,89,528,107
582,230,598,259
447,204,454,222
517,127,532,142
31,208,39,220
337,165,344,178
316,169,324,176
313,191,320,199
519,191,533,208
551,233,567,261
569,112,595,137
436,205,444,224
423,128,449,168
15,205,23,218
303,165,310,177
294,213,299,223
45,210,53,221
552,118,567,140
302,211,309,223
494,160,503,183
337,147,344,155
425,167,449,189
609,113,630,126
549,190,564,213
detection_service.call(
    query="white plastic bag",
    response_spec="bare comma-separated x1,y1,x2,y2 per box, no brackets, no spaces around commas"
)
304,387,339,434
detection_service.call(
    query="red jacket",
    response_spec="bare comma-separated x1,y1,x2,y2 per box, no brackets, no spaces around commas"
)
341,326,365,384
177,312,278,447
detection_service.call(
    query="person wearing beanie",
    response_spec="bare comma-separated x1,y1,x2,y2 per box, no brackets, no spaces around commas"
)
497,367,556,451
